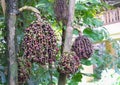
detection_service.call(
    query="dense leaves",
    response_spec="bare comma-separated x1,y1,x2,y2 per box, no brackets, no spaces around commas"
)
74,0,108,28
83,27,109,42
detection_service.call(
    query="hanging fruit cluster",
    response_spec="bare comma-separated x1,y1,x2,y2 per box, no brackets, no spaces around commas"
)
72,34,94,59
54,0,68,21
17,57,31,84
58,52,80,74
22,20,58,65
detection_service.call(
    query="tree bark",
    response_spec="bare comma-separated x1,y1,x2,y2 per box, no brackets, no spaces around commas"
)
63,0,76,52
5,0,18,85
58,0,76,85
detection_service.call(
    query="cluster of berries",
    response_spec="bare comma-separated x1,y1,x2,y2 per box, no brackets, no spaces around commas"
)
22,21,58,65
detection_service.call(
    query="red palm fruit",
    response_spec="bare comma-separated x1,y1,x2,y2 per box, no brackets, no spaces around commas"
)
72,34,94,59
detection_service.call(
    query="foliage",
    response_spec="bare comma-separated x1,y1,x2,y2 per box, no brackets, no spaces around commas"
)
0,6,7,84
74,0,107,27
114,76,120,85
90,40,120,81
36,0,55,19
0,21,7,65
30,63,59,85
83,27,109,42
66,71,83,85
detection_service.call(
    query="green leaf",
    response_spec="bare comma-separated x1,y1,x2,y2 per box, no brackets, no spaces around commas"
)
68,82,78,85
73,29,79,35
36,3,46,8
81,59,92,66
89,0,100,4
83,27,93,34
83,17,93,26
83,27,107,42
75,4,88,11
48,0,54,3
72,72,82,82
92,18,103,27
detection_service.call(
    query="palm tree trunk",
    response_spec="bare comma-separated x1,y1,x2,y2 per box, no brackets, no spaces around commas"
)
5,0,18,85
58,0,76,85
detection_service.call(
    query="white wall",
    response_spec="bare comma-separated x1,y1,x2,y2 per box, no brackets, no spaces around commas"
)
104,22,120,39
